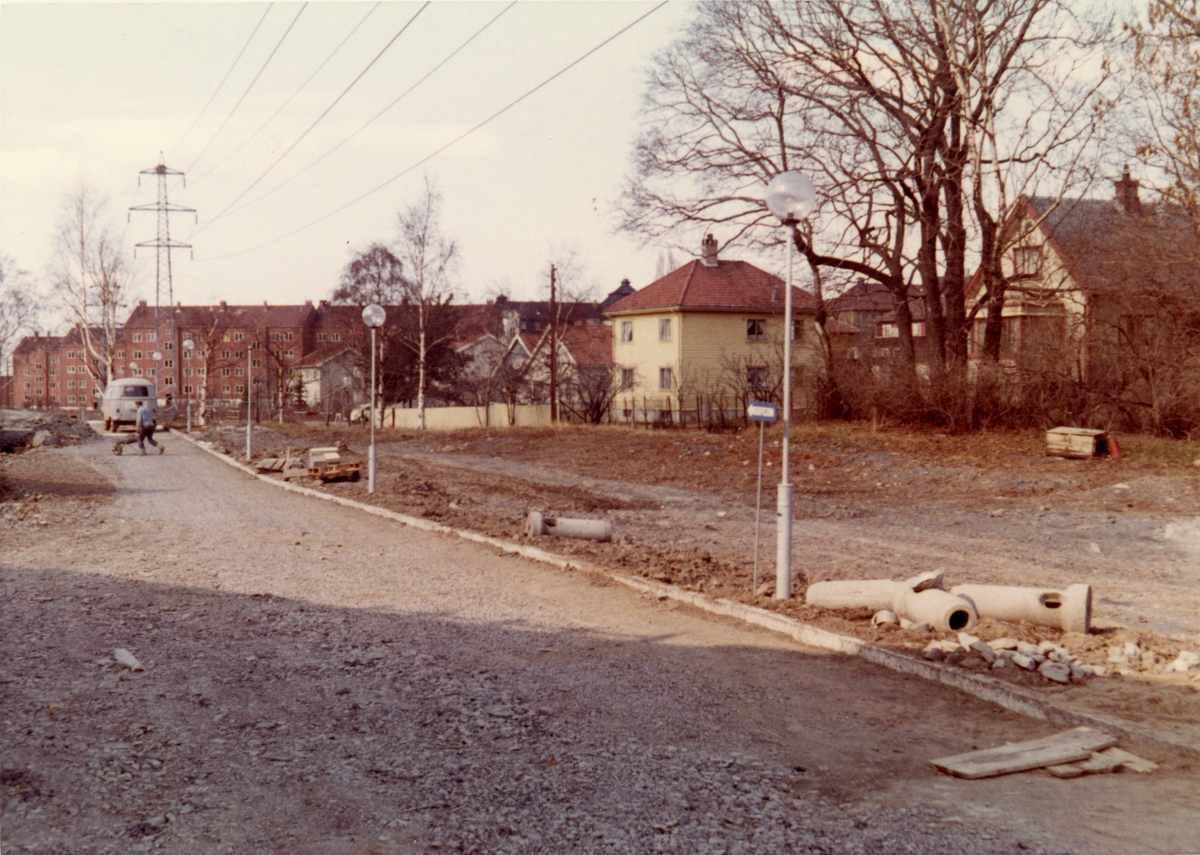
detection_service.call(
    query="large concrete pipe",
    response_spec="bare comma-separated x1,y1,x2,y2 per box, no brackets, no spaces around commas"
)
805,571,944,611
950,584,1091,634
525,511,613,542
805,580,901,611
892,587,978,633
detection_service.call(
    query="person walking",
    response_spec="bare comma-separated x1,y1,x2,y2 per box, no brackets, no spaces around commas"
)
130,398,163,453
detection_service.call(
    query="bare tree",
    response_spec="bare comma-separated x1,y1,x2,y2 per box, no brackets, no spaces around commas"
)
0,254,39,374
392,178,460,430
620,0,1116,415
48,186,135,392
334,243,406,305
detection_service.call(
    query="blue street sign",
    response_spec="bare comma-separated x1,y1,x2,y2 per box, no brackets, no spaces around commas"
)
747,401,778,423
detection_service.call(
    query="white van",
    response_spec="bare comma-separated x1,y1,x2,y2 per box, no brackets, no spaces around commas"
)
102,378,157,432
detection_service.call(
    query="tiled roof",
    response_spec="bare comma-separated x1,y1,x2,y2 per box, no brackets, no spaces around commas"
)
296,343,350,368
126,302,314,329
560,324,612,366
606,259,816,314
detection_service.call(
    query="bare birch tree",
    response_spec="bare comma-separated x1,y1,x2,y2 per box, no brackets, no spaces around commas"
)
0,254,40,373
393,178,459,430
48,186,134,391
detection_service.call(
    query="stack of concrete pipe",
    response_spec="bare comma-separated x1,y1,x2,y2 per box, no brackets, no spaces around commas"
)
525,511,612,543
806,571,1091,634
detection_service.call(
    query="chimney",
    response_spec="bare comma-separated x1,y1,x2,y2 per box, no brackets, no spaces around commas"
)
176,301,181,308
1115,165,1142,215
263,301,268,308
319,300,329,308
621,278,630,288
701,234,719,268
139,300,147,307
219,300,227,311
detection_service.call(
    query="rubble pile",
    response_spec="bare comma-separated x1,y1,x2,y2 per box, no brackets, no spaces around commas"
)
0,411,96,453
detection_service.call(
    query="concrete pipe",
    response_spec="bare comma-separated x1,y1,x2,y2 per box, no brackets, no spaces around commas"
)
805,580,901,611
525,511,612,542
892,587,977,633
950,584,1091,634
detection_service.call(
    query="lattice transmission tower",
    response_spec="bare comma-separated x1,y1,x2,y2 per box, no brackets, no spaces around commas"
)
129,153,196,399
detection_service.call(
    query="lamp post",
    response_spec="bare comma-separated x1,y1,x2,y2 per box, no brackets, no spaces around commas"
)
246,340,253,460
182,339,194,432
362,303,386,493
764,171,816,600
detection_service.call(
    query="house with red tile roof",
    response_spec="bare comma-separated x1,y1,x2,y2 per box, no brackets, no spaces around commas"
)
605,235,825,423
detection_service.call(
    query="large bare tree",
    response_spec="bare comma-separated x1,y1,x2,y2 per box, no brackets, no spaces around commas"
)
0,254,40,374
47,185,135,391
620,0,1116,415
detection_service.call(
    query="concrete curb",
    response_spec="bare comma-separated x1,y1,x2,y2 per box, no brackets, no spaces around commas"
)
171,429,1199,759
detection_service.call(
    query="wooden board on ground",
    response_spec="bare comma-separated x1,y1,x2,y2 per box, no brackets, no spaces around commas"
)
1048,746,1158,778
930,727,1118,779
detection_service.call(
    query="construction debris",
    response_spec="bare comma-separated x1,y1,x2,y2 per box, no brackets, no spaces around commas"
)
950,583,1092,633
1046,427,1121,459
113,648,145,671
930,727,1118,779
1047,747,1159,779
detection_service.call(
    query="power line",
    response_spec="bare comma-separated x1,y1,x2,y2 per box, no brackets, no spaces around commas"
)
205,1,670,261
169,4,274,163
191,2,382,188
185,3,310,175
193,2,430,237
224,1,516,216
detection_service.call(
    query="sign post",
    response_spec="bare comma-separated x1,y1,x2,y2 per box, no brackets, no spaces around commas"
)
747,401,778,597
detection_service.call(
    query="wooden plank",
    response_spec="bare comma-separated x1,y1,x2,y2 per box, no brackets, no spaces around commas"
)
930,727,1117,779
1046,427,1106,459
1103,747,1159,774
1047,750,1125,779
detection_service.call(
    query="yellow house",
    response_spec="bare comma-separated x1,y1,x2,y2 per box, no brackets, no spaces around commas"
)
606,235,822,424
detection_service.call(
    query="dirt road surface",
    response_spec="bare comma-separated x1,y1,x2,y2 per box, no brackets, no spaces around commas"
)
3,433,1200,853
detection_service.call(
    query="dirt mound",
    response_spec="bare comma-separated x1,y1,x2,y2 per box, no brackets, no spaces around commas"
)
0,411,97,453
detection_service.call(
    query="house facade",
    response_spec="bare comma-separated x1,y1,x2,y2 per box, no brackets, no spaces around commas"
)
606,235,822,423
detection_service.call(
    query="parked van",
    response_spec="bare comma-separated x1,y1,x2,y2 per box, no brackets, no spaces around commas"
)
102,378,157,432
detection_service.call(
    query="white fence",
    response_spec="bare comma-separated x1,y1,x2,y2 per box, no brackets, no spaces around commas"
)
372,403,553,430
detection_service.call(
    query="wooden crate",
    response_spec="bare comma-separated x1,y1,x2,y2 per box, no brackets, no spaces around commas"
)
1046,427,1106,459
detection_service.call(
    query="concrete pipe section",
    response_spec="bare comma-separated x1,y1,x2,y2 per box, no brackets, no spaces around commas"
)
951,584,1092,634
891,587,978,633
525,511,613,543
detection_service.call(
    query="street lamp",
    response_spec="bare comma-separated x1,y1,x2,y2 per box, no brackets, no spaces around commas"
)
362,303,386,493
182,339,194,432
765,170,816,600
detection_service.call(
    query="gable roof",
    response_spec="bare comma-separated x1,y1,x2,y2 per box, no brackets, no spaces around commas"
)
559,324,612,366
126,301,315,330
606,259,816,314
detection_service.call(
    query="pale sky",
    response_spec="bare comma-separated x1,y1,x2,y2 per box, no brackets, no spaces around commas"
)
1,1,708,328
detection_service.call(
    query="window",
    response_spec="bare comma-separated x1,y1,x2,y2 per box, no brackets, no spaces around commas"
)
134,350,144,359
196,367,206,376
236,384,245,394
67,366,76,374
659,318,672,342
117,366,125,376
911,322,926,338
747,319,766,341
222,384,231,394
221,368,231,377
164,341,173,351
270,332,281,342
50,382,57,389
234,367,244,377
223,333,231,342
317,333,327,342
148,368,155,377
285,332,294,341
23,382,30,389
133,333,143,342
331,332,341,342
117,350,125,358
252,359,261,368
184,367,191,377
233,332,244,342
164,359,173,368
196,350,207,360
183,332,193,342
35,362,42,369
221,349,230,359
48,369,55,376
1014,246,1042,276
659,366,673,390
184,385,193,394
880,323,899,339
132,368,142,376
284,350,294,359
23,369,29,376
68,395,76,403
146,332,156,342
747,366,768,389
48,355,56,363
793,319,804,340
163,376,174,386
234,351,244,359
620,321,633,343
621,368,635,389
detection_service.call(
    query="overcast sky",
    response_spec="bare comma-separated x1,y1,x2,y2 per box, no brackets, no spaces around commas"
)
1,1,714,326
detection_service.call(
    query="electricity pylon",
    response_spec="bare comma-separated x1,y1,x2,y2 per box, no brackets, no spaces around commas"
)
129,153,196,401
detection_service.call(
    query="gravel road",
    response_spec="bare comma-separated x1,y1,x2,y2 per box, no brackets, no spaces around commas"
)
3,435,1199,854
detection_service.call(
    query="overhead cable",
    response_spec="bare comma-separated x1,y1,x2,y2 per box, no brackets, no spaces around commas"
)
191,2,382,187
193,2,430,237
205,1,670,260
185,3,310,175
169,4,274,162
225,1,517,215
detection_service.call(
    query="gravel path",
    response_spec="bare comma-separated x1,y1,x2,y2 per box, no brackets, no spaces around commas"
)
3,436,1199,853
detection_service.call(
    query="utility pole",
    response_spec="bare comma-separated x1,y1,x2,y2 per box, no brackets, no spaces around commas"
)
549,263,558,423
129,153,195,404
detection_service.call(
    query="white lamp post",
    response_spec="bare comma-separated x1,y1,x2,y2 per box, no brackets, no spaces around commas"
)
765,170,816,600
182,339,194,432
362,304,386,493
